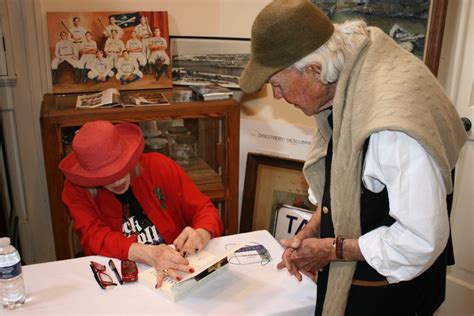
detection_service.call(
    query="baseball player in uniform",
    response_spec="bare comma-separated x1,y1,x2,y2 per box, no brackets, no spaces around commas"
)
77,31,97,82
115,50,143,84
148,27,170,81
87,50,114,83
51,31,77,85
134,16,152,61
70,17,87,59
104,29,125,69
126,30,147,71
103,16,124,39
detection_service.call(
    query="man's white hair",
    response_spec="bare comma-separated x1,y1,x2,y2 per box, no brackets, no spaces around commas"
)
293,20,369,84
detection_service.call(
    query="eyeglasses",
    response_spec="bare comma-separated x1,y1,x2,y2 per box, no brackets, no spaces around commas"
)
90,261,117,289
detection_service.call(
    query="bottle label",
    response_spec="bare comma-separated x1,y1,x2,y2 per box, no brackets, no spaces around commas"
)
0,262,22,279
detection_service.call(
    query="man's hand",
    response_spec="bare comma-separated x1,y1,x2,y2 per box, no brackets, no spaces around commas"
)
289,237,335,272
276,214,320,281
173,227,211,257
277,234,305,280
277,237,335,281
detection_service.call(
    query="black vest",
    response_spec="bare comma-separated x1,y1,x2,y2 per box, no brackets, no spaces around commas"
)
315,121,451,316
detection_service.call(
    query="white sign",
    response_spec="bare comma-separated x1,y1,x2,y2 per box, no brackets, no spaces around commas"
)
273,205,313,241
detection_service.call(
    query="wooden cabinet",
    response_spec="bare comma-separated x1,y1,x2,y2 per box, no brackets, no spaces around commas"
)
40,88,240,260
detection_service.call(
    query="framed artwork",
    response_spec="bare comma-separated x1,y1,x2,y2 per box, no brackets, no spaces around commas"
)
170,36,250,89
47,11,172,93
240,153,313,234
0,14,7,76
311,0,447,75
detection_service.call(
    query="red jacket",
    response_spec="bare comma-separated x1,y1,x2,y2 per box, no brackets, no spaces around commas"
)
62,153,223,260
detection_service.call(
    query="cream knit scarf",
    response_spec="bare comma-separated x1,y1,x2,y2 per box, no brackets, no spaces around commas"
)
303,27,467,316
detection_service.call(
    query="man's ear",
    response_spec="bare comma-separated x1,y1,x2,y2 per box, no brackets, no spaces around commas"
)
304,63,321,75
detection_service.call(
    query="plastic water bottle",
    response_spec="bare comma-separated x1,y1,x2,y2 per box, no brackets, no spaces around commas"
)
0,237,25,309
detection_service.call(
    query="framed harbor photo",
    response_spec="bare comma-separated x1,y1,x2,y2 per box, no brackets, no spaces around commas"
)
312,0,448,75
47,11,172,93
240,153,313,234
170,36,250,89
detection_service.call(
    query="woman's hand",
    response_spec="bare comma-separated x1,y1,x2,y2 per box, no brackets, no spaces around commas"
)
173,227,212,257
128,243,194,288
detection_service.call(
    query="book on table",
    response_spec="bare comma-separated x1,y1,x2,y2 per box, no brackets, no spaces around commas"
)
190,84,233,101
138,243,243,302
75,88,170,109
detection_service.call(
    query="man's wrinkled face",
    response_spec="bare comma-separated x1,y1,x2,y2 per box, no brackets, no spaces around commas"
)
268,64,334,116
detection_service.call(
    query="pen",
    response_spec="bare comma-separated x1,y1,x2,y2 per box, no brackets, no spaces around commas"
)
108,259,124,285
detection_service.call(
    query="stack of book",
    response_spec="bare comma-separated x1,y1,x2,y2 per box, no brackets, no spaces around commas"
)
190,84,233,101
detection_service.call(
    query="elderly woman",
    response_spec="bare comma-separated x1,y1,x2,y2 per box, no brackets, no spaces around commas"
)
59,120,223,286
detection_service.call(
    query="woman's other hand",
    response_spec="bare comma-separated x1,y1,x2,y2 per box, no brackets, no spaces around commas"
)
173,227,212,257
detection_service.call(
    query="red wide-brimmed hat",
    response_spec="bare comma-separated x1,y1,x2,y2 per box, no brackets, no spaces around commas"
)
59,120,144,187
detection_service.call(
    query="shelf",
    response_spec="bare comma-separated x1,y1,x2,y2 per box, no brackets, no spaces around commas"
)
182,158,225,200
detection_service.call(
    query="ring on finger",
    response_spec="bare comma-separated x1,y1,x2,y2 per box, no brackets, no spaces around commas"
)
162,268,169,276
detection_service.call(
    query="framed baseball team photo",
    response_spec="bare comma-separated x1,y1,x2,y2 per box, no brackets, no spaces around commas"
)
46,11,172,94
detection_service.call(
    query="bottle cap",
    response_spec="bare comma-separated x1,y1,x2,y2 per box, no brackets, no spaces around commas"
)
0,237,11,247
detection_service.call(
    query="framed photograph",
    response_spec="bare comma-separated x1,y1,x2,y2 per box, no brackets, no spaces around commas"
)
312,0,447,75
240,153,313,234
47,11,172,93
170,36,250,89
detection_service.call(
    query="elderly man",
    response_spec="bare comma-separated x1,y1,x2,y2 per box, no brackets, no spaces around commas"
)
239,1,467,315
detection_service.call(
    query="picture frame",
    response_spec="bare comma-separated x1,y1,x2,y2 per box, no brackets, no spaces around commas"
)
240,153,313,234
312,0,447,75
46,11,172,93
170,36,250,89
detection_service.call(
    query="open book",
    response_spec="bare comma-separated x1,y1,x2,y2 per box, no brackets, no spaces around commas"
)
76,88,170,109
138,243,243,301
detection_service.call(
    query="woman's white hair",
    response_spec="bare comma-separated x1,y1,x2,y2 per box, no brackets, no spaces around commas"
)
293,20,369,84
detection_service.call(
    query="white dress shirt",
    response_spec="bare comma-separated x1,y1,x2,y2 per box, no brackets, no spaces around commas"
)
308,130,449,283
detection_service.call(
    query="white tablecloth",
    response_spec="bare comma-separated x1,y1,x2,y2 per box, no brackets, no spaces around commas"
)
3,230,316,315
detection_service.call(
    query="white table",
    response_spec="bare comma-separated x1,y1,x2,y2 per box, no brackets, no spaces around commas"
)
3,230,316,315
